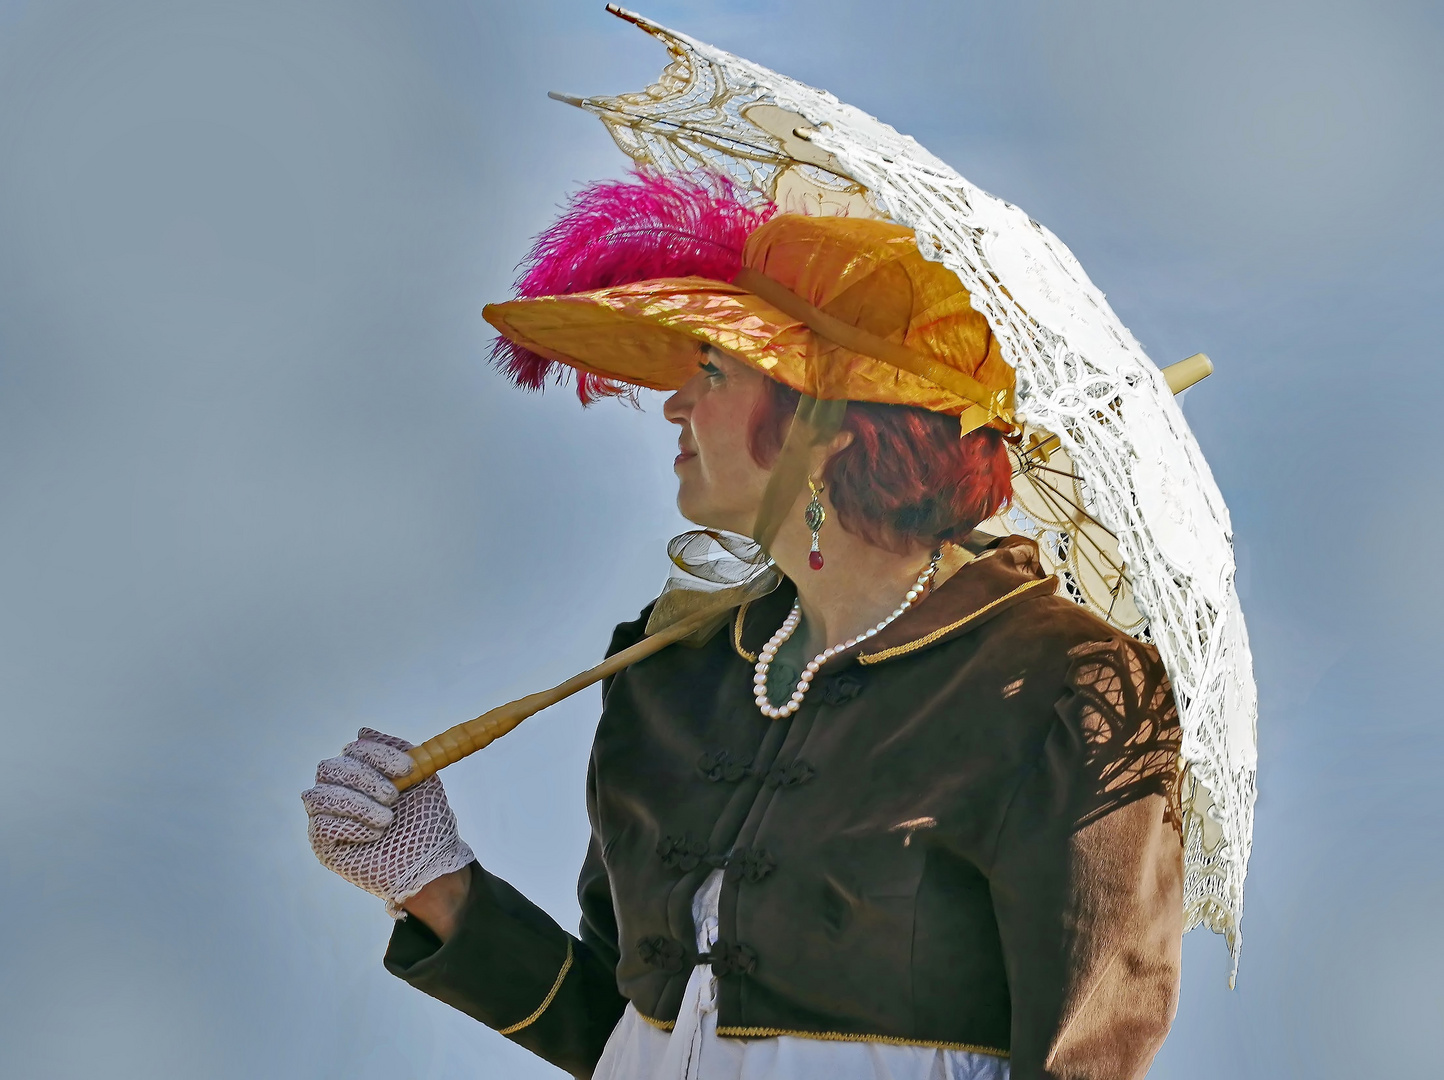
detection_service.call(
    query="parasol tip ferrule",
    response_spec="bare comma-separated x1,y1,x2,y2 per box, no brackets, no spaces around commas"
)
606,4,644,25
548,90,587,107
1162,353,1213,394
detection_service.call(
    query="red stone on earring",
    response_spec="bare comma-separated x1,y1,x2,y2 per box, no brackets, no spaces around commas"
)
804,479,826,571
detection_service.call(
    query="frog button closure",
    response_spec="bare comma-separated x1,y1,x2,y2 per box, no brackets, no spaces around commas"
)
656,834,709,872
699,940,758,977
820,672,866,706
764,759,816,789
636,936,688,974
696,749,752,783
725,846,776,884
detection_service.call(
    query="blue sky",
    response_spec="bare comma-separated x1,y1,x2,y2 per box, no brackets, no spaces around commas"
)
0,1,1440,1076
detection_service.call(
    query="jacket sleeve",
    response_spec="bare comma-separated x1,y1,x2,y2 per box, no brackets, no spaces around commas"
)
988,637,1185,1080
383,830,626,1078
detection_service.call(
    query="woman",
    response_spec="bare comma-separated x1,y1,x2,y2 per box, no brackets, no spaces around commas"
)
303,176,1184,1080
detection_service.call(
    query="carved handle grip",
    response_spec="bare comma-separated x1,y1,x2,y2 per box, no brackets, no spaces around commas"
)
395,605,724,792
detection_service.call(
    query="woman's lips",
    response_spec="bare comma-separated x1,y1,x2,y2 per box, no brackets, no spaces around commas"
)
674,450,697,467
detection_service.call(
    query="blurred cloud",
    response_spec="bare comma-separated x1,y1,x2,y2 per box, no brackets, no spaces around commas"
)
1034,0,1444,270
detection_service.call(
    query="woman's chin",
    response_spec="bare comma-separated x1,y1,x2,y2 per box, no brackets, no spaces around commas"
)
675,493,748,536
675,499,715,529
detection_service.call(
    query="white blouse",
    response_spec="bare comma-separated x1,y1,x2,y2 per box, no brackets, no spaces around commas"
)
592,871,1011,1080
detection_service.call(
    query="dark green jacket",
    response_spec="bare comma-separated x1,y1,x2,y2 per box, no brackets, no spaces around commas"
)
385,537,1184,1079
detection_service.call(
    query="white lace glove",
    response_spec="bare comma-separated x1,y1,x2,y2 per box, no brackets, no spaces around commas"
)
302,727,475,915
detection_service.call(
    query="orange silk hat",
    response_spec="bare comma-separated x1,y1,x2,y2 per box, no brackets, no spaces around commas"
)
484,212,1016,435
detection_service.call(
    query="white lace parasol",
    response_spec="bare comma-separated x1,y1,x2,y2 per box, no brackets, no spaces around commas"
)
552,5,1258,981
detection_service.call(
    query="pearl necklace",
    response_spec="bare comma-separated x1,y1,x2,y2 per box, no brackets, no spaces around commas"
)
753,554,941,720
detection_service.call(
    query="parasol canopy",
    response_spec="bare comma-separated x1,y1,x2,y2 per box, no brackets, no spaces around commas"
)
548,4,1259,981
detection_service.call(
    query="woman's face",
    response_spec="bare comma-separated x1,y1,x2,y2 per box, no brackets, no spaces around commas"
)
662,345,773,535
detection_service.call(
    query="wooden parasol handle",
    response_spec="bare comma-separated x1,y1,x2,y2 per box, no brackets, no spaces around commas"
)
395,604,725,792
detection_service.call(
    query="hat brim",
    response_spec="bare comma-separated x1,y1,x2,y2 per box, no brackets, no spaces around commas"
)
483,277,993,417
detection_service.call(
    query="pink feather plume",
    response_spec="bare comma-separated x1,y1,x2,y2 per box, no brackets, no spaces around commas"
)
492,171,776,404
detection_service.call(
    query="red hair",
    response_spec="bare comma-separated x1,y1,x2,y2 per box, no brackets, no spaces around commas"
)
749,379,1012,553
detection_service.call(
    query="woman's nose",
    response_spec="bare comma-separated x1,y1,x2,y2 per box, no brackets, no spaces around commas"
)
663,380,697,425
662,390,685,425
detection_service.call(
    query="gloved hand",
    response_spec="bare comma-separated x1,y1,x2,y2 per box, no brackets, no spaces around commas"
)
302,728,475,915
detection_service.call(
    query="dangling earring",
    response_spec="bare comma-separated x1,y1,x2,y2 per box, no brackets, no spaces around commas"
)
805,477,826,571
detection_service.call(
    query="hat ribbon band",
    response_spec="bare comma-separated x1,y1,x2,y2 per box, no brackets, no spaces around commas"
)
732,266,1012,425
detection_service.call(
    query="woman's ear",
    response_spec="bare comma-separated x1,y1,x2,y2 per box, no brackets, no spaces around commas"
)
808,429,853,485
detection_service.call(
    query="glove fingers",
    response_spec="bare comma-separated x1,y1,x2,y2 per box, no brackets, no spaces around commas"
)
314,754,399,806
301,783,394,831
346,736,416,780
308,813,386,845
304,731,465,907
357,727,415,753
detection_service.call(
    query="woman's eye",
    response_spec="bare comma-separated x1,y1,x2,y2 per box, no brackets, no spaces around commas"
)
699,359,724,383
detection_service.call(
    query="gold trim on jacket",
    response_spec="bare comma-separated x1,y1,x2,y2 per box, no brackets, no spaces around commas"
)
496,940,574,1035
